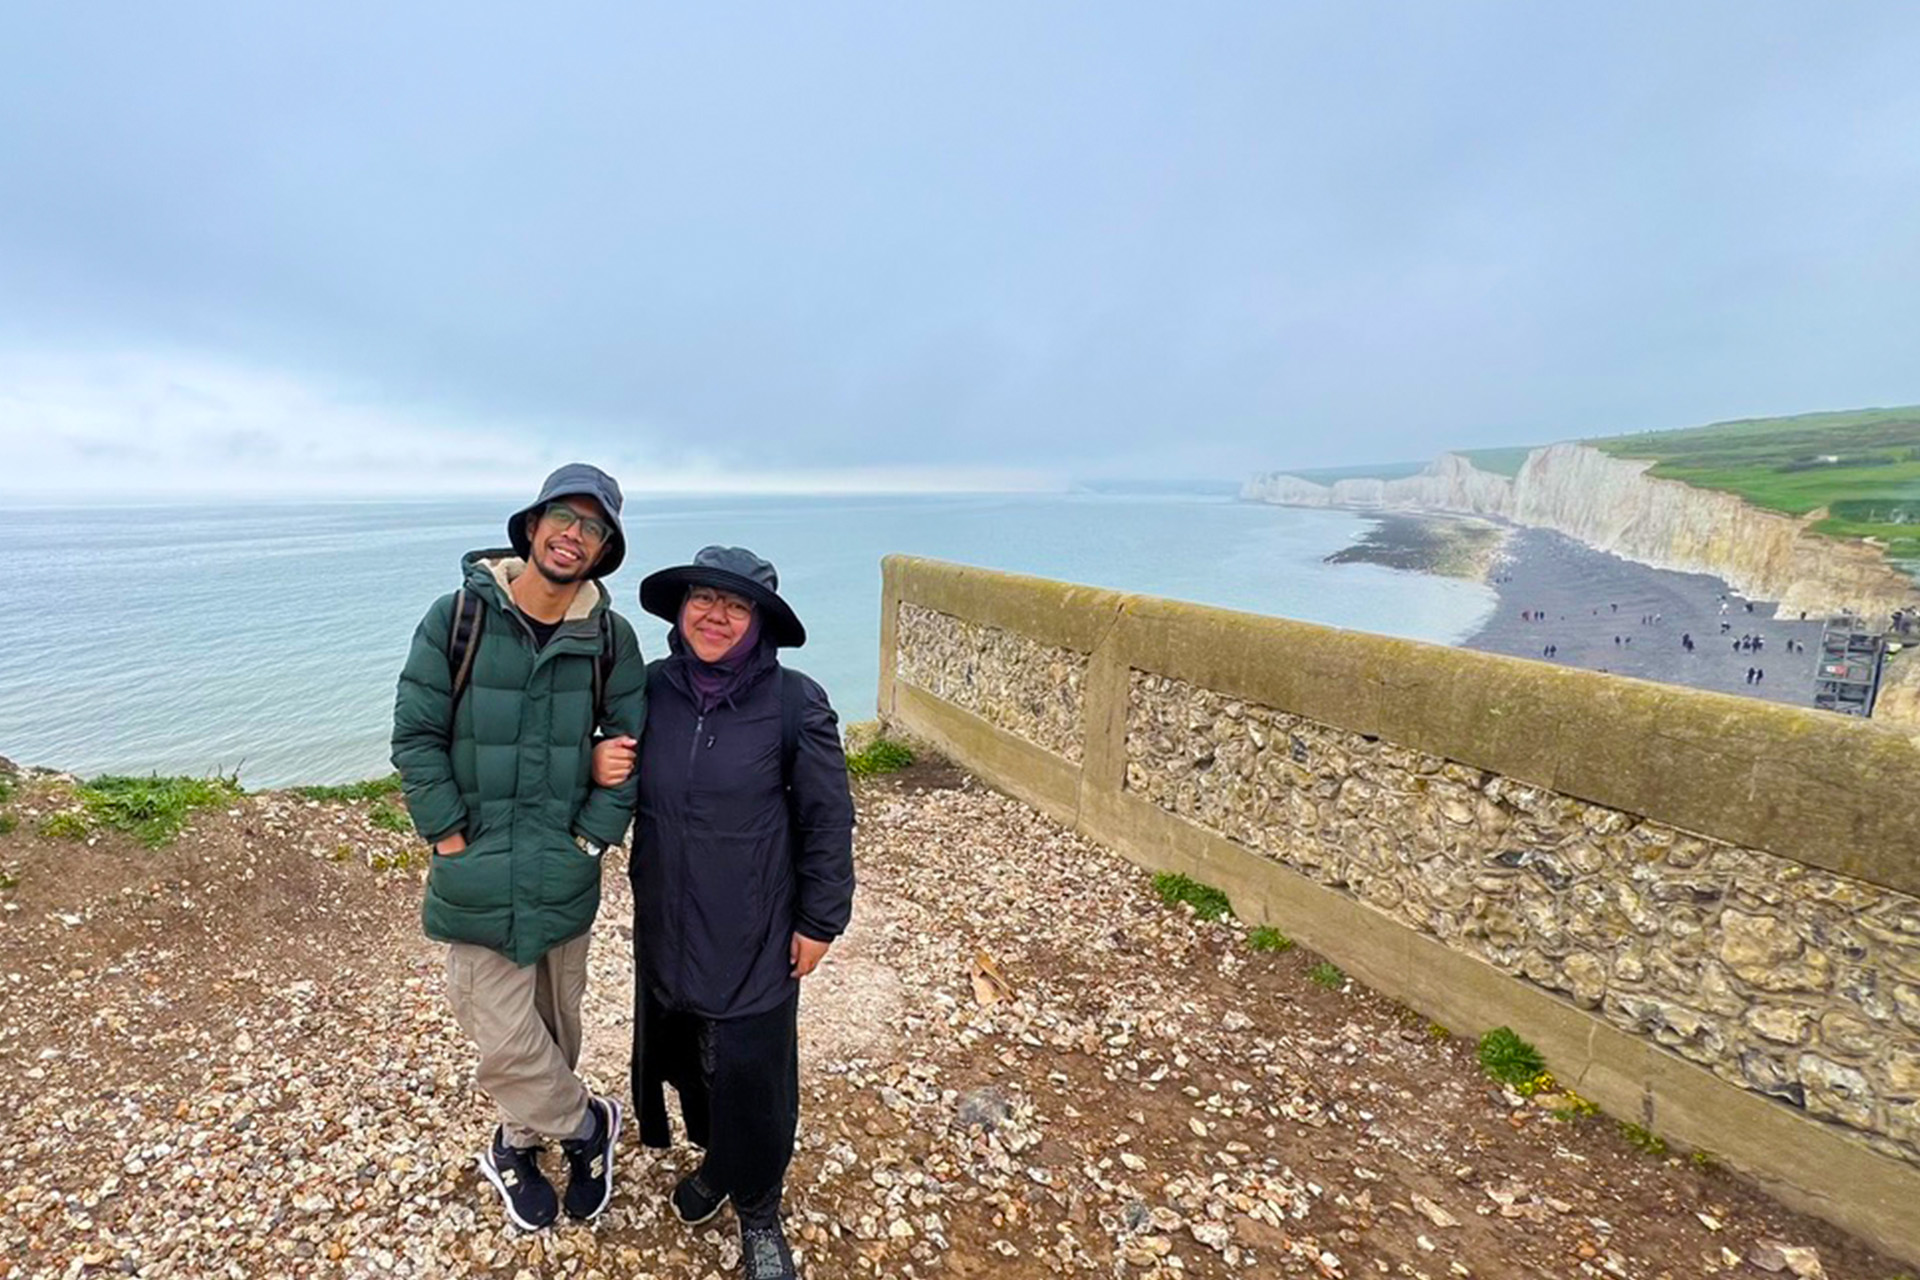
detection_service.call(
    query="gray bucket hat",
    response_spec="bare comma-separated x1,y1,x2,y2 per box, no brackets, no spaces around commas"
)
640,545,806,648
509,463,627,578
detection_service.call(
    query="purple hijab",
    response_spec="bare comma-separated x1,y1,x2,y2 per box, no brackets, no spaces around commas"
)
676,610,765,712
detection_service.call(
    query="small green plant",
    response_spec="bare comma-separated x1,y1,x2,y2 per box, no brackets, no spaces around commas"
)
0,814,15,836
1427,1022,1452,1041
0,867,17,890
1151,872,1233,921
1247,926,1294,953
294,774,403,802
1308,962,1346,989
41,811,91,840
370,847,427,872
368,801,413,834
1477,1026,1546,1087
0,775,14,805
1619,1122,1667,1156
73,774,242,847
329,844,353,862
1544,1086,1601,1120
1689,1148,1720,1172
846,738,916,776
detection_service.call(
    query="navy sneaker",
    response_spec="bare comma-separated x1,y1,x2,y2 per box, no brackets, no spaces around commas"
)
560,1095,622,1221
478,1128,558,1231
740,1220,797,1279
672,1168,729,1226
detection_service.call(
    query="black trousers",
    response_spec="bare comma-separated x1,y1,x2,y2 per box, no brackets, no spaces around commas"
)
634,983,800,1223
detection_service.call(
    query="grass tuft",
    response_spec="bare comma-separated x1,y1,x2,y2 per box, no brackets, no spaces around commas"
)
1620,1122,1667,1156
370,846,427,872
293,774,403,803
1477,1026,1546,1087
41,811,91,840
846,738,916,776
1308,961,1346,989
0,814,14,837
0,775,13,806
368,800,413,834
1150,872,1233,921
45,774,244,847
1247,926,1294,953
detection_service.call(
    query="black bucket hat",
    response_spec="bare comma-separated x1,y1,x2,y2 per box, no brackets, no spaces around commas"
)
640,545,806,648
509,463,627,578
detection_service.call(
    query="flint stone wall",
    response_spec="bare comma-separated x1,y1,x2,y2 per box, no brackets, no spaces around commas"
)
879,555,1920,1262
1127,672,1920,1163
894,603,1087,763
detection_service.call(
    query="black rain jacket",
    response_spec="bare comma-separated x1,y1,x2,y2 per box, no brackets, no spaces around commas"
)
630,640,856,1020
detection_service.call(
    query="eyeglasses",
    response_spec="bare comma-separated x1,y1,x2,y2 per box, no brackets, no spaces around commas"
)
541,503,612,545
687,587,754,623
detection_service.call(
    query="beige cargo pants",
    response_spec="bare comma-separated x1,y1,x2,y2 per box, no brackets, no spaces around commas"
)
446,933,593,1148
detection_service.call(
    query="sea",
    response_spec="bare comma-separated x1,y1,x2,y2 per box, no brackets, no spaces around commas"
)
0,493,1497,789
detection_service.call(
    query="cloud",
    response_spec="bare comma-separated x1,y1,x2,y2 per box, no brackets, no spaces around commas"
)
0,349,1059,499
3,2,1920,494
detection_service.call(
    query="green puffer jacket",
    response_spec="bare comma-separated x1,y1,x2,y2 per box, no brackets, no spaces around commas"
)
391,551,646,966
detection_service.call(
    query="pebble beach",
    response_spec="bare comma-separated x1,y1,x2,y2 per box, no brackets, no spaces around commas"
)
1329,516,1833,708
1460,528,1829,707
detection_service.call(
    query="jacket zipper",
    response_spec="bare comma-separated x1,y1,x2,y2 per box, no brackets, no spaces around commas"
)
678,710,705,995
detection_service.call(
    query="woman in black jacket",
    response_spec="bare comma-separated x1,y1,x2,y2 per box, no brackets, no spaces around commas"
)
593,545,854,1280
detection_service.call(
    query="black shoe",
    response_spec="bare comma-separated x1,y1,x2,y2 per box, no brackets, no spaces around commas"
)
478,1128,558,1231
560,1095,622,1221
672,1169,729,1225
740,1220,797,1280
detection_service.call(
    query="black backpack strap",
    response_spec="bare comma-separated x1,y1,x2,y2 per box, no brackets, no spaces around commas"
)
592,609,616,726
780,667,805,791
446,589,485,712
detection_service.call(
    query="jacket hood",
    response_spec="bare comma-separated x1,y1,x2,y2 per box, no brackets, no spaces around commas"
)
461,549,607,623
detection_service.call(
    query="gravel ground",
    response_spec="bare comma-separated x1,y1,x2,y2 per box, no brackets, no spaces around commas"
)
0,760,1905,1279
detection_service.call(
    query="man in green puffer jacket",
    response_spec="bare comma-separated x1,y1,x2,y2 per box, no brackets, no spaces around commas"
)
391,463,646,1232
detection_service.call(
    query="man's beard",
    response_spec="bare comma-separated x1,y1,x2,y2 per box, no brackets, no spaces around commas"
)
532,547,590,585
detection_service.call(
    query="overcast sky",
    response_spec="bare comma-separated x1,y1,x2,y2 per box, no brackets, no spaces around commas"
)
3,2,1918,497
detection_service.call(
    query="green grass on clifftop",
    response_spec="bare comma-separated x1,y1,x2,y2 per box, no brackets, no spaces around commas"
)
1283,460,1427,485
293,774,403,803
1586,406,1920,565
45,774,243,847
1454,446,1534,477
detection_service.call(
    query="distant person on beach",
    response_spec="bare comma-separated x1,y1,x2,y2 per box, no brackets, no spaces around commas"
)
592,546,856,1280
390,464,647,1232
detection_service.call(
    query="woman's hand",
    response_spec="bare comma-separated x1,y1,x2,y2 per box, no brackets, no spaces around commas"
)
434,831,468,856
593,735,637,787
790,932,831,978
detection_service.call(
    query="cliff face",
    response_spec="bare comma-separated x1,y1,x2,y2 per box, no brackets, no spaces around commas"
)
1244,443,1920,619
1241,453,1516,516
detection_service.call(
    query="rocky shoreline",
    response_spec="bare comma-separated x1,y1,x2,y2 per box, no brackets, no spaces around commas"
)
1322,513,1509,582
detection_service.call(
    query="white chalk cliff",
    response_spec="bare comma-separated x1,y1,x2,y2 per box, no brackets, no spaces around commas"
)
1244,443,1920,619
